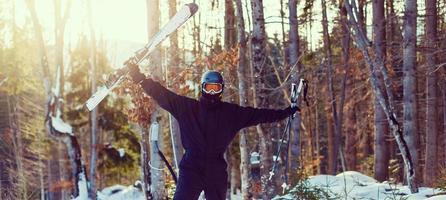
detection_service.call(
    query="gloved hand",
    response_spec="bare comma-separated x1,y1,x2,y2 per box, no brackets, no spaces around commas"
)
127,62,145,83
289,105,301,115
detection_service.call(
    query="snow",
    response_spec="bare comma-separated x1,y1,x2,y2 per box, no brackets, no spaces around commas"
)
72,171,89,200
274,171,445,200
97,171,445,200
118,148,125,158
97,184,144,200
51,116,73,135
426,195,446,200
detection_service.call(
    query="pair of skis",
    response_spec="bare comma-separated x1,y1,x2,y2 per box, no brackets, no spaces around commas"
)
85,3,198,111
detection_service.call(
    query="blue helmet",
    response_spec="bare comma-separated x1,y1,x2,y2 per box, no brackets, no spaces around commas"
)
201,70,224,85
201,70,224,98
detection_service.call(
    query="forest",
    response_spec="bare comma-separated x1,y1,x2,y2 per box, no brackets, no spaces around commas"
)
0,0,446,199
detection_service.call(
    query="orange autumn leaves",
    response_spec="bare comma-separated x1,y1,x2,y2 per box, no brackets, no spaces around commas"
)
118,78,155,127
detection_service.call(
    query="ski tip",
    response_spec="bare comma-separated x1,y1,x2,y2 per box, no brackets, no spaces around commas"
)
186,3,199,15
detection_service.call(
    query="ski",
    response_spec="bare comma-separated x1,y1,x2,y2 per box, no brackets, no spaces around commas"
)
85,3,199,111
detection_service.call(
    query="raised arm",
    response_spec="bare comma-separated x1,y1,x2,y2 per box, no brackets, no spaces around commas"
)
139,78,189,115
128,64,189,116
234,105,298,130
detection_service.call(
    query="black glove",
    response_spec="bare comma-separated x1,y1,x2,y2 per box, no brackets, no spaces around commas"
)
289,105,301,115
127,62,145,83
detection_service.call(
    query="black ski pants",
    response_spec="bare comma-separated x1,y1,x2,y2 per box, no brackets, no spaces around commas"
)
173,167,227,200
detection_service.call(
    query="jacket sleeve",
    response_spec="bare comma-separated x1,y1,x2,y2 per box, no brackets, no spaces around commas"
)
139,78,188,117
234,105,293,130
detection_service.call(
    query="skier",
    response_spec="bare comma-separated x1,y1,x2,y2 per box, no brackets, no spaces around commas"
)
128,64,299,200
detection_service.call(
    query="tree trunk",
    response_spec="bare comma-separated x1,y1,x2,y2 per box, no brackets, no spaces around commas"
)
288,0,299,67
47,78,88,198
169,115,183,173
340,4,354,171
279,0,286,66
345,106,357,171
230,146,241,196
0,148,2,200
146,0,164,198
288,0,302,183
224,2,238,194
25,1,59,198
49,146,62,200
168,0,180,67
326,107,335,174
321,0,340,175
235,0,252,199
25,0,81,198
402,0,420,186
250,0,273,197
168,0,183,176
372,0,390,182
139,125,152,199
314,79,323,174
8,96,27,199
38,145,45,200
386,0,404,182
54,1,72,197
443,70,446,167
424,0,438,187
224,0,236,50
60,135,88,199
86,0,98,198
358,0,366,33
10,7,28,197
150,120,165,199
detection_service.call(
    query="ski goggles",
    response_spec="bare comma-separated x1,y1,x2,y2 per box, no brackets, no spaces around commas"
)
202,83,223,94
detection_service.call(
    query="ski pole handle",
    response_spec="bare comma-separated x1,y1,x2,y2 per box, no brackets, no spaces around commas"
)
290,83,297,108
290,79,305,107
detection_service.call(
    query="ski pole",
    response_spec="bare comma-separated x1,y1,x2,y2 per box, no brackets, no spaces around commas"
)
269,79,305,184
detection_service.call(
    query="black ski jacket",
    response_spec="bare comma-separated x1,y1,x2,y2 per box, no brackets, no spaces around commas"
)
139,78,294,173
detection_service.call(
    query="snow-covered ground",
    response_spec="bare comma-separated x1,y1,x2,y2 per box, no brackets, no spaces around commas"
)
97,184,144,200
94,171,446,200
274,171,446,200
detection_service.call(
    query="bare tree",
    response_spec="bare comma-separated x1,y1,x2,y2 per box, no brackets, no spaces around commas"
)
54,1,73,197
8,97,27,199
86,0,99,198
25,0,89,198
358,0,366,33
146,0,165,198
372,0,390,182
340,3,353,171
288,0,302,180
224,0,236,50
149,121,165,199
168,0,183,180
10,6,27,197
402,0,420,185
235,0,252,199
25,0,62,196
139,126,152,199
424,0,438,187
321,0,342,174
250,0,275,197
